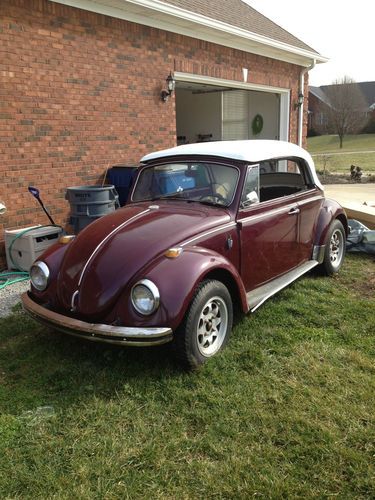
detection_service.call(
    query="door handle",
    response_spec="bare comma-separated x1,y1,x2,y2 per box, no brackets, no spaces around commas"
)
288,207,300,215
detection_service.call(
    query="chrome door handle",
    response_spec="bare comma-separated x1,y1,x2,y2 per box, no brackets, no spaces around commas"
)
288,207,300,215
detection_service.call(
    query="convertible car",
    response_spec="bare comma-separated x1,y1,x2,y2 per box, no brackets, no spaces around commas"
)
22,140,347,369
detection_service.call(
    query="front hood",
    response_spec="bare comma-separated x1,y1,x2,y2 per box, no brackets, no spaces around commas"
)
57,202,230,317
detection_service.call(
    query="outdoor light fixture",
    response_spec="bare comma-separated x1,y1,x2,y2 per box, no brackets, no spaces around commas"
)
295,92,304,109
161,72,176,102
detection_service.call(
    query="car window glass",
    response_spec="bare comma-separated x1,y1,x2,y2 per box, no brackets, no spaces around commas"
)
258,158,311,203
240,165,259,208
132,162,239,207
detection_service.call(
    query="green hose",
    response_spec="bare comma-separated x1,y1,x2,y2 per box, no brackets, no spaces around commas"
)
0,272,30,290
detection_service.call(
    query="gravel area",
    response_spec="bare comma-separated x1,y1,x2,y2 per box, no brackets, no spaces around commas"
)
0,277,30,318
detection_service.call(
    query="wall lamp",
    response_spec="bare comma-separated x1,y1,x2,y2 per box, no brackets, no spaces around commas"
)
295,92,304,109
161,72,176,102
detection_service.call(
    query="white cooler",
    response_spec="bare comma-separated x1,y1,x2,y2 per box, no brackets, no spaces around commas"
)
5,225,62,271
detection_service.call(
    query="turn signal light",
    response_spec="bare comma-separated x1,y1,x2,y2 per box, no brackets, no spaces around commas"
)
59,235,76,245
164,247,183,259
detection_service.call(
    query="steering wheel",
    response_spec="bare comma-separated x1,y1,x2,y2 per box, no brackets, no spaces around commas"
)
199,183,228,204
199,193,226,204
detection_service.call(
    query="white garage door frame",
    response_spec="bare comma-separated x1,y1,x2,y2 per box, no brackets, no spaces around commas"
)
174,72,290,142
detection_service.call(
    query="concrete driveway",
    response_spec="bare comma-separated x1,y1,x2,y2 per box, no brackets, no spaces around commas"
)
324,184,375,228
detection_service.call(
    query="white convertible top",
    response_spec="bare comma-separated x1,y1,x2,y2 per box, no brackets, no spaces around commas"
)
141,140,323,190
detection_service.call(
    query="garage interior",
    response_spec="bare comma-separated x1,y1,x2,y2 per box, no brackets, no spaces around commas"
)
175,81,281,145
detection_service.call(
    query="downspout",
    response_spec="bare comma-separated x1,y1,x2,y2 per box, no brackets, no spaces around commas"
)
297,59,316,146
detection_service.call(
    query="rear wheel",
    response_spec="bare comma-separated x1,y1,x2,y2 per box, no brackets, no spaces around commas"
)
319,220,346,275
174,280,233,370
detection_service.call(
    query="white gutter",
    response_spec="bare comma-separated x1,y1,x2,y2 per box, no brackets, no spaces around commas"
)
51,0,327,66
297,59,316,146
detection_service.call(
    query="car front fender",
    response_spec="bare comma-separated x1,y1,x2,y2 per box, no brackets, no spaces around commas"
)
112,246,248,331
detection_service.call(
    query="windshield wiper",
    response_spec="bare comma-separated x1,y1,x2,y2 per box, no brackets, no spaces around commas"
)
151,192,189,201
197,199,226,208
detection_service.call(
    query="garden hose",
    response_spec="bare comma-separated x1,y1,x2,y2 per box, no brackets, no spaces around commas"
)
0,271,30,290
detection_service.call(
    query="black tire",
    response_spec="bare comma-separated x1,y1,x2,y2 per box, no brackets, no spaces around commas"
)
319,220,346,275
174,280,233,370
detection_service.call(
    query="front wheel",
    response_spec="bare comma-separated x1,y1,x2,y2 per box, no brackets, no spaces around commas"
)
174,280,233,370
319,220,346,275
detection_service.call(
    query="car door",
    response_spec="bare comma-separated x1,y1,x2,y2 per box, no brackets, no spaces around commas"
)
291,160,325,261
237,164,301,292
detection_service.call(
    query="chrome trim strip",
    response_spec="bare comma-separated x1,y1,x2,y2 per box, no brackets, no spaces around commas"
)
238,205,293,225
297,195,324,206
70,290,79,312
247,260,319,312
181,222,237,247
22,292,173,347
239,195,324,226
78,209,150,287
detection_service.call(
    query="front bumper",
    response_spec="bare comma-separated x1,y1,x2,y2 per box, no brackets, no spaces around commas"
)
21,292,173,346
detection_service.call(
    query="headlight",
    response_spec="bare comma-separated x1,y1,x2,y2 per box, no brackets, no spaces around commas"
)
131,279,160,316
30,261,50,291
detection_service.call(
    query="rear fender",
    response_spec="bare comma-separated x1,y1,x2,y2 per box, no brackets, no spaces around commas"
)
314,198,348,250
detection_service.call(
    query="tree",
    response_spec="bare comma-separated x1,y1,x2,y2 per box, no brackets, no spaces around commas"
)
325,76,367,148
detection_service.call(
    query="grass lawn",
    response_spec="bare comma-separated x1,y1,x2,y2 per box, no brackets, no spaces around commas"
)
1,254,374,498
307,134,375,175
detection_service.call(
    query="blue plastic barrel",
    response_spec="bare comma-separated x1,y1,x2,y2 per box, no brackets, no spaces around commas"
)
107,166,138,206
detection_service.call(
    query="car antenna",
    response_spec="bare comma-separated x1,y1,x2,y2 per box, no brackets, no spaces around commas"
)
28,186,56,225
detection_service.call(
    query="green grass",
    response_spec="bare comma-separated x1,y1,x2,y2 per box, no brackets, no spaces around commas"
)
1,254,375,498
307,134,375,175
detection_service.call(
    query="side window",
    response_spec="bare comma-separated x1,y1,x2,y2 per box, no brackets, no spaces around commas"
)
240,165,259,208
258,157,311,203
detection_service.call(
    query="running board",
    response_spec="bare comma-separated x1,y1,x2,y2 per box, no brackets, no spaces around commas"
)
247,260,319,312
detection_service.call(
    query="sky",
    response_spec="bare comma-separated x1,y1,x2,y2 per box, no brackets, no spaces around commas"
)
245,0,375,87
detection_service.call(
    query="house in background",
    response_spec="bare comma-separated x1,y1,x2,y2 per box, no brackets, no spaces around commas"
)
308,81,375,135
1,0,326,267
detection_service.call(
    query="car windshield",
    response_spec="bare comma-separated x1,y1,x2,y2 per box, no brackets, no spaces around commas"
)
132,162,239,207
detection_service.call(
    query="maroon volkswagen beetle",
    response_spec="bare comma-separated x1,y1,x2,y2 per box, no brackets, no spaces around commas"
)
22,140,347,369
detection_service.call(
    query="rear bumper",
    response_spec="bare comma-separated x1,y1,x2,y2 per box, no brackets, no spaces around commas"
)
21,292,173,346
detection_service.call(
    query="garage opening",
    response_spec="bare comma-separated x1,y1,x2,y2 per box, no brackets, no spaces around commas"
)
175,81,281,145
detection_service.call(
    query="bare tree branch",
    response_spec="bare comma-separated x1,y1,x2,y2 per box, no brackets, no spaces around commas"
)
325,76,367,148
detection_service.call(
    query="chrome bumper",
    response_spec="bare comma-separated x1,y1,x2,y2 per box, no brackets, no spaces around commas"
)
21,292,173,346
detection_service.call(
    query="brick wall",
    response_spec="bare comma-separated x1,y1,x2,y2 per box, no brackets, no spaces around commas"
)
0,0,305,268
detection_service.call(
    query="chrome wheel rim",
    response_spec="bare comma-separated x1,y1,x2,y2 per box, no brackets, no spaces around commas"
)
196,296,228,357
329,229,344,270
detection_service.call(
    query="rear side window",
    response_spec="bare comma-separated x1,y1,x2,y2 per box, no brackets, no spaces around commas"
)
258,158,313,202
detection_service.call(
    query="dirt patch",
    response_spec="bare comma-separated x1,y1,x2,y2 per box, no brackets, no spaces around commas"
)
342,255,375,298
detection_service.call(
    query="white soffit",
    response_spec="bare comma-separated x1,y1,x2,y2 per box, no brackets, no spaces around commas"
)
50,0,328,67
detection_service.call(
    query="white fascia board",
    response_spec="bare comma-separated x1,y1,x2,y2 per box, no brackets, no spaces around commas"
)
50,0,328,66
174,72,290,94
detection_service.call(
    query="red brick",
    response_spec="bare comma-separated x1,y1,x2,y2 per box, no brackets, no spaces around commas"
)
0,0,307,268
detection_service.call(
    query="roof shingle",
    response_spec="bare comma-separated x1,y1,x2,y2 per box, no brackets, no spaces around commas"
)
160,0,319,53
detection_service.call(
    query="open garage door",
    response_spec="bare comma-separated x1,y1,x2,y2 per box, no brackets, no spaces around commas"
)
175,81,283,145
